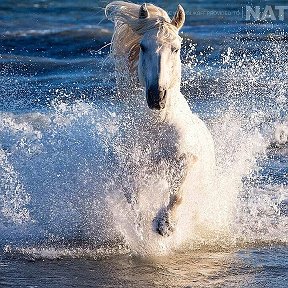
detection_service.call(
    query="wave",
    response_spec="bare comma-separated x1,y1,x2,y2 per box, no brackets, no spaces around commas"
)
0,25,112,59
2,25,112,39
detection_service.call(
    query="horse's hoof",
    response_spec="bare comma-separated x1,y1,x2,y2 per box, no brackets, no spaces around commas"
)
153,208,175,237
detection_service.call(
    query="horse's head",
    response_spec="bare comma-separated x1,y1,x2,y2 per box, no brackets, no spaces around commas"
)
105,1,185,108
137,4,185,110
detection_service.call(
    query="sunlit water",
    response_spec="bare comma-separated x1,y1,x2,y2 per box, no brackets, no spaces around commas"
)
0,0,287,287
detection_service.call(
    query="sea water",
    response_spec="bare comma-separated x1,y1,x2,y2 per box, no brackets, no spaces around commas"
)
0,0,287,287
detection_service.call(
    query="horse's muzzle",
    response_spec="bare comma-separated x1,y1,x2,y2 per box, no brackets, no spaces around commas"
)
147,87,167,110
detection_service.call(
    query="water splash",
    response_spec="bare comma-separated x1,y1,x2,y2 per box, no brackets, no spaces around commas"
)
0,148,30,225
1,32,288,258
180,35,288,247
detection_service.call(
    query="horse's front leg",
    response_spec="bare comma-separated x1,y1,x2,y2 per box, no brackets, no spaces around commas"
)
154,194,182,236
154,153,197,236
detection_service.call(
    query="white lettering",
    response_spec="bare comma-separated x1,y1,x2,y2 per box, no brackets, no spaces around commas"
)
275,5,288,21
262,6,276,20
246,6,260,20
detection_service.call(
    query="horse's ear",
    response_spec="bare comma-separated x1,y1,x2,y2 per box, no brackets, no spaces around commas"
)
139,3,149,19
171,4,185,29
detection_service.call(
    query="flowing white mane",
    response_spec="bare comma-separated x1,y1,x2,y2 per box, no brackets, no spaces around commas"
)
105,1,180,74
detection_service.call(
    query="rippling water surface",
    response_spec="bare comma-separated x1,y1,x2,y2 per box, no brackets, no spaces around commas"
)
0,0,287,287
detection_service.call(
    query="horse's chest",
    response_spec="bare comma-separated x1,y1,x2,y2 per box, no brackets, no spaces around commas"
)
143,122,180,162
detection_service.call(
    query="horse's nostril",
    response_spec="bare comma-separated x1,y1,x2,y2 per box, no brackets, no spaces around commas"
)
148,89,152,98
146,87,167,110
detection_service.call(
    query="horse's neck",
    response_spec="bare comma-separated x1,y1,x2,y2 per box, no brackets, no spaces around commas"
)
160,87,192,127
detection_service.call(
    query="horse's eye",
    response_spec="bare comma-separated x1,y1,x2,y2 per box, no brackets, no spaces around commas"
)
140,44,146,52
172,47,179,54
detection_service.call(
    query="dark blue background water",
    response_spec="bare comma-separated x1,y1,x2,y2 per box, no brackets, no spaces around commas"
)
1,0,288,111
0,1,287,287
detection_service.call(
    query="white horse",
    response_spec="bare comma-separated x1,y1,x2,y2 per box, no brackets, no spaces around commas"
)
105,1,216,237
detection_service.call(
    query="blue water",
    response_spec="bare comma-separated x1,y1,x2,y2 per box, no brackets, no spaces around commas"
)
0,0,287,287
